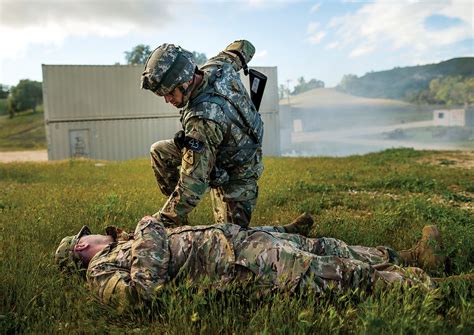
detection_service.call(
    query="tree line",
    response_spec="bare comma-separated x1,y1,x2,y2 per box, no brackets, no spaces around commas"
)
279,76,325,100
409,76,474,107
336,57,474,106
1,80,43,118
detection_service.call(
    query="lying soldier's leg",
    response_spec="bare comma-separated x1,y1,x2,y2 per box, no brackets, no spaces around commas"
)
267,233,399,265
298,256,375,292
150,139,182,196
298,256,434,293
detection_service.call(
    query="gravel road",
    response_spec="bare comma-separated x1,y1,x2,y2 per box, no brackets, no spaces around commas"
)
0,150,48,163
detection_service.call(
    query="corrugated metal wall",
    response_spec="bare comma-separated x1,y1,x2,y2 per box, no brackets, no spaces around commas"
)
43,65,280,160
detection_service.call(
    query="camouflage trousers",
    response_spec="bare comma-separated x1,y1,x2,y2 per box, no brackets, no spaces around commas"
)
150,139,261,228
257,232,433,292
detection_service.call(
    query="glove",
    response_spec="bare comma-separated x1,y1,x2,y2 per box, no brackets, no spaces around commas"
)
173,130,186,150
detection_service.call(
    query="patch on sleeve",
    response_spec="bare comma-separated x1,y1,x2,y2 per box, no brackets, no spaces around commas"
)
184,136,205,153
183,149,194,166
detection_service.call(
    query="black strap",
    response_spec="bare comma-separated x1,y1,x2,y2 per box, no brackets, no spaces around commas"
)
226,50,249,75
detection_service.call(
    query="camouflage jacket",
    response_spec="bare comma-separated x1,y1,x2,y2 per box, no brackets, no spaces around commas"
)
86,216,308,308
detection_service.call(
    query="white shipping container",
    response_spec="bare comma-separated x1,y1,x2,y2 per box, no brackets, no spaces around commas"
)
42,65,280,160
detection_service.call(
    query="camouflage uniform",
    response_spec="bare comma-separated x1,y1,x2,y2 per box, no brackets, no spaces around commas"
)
150,40,263,228
86,217,433,308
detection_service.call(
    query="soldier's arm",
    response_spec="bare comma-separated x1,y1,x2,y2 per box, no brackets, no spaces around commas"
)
87,216,170,309
205,40,255,72
159,116,224,225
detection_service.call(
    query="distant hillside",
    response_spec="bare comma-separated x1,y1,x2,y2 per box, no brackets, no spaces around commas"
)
0,110,46,151
280,88,412,109
337,57,474,100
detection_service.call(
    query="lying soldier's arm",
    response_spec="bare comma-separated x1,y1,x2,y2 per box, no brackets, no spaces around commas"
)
87,216,170,310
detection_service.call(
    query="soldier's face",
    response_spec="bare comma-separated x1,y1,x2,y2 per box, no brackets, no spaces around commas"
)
163,87,184,108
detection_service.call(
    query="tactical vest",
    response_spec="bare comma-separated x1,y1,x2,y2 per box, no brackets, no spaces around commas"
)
183,61,264,168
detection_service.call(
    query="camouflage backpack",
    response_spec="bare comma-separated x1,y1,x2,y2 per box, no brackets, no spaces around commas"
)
185,60,264,167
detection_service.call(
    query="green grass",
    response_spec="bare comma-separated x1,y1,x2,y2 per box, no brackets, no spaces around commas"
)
0,107,46,151
1,148,473,334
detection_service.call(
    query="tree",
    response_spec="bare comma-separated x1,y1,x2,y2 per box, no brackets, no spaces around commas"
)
192,51,207,66
338,74,359,92
291,77,325,95
8,80,43,117
0,84,9,99
7,95,17,119
125,44,152,65
429,76,474,107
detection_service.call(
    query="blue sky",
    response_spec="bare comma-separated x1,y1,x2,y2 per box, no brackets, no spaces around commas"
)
0,0,472,88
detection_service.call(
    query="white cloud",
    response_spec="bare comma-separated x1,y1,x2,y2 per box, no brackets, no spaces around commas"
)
307,32,326,44
325,42,339,50
255,50,268,58
306,21,325,44
310,3,321,14
0,0,178,61
328,0,473,58
307,22,320,34
349,45,375,58
243,0,300,9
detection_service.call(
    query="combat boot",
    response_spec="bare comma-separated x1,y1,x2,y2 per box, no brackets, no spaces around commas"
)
283,213,314,237
398,225,446,272
432,273,474,284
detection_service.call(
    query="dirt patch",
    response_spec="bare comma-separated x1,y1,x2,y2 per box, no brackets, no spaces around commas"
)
0,150,48,163
417,150,474,170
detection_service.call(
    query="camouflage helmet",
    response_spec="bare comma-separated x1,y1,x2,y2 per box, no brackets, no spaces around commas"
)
55,225,91,271
141,43,196,96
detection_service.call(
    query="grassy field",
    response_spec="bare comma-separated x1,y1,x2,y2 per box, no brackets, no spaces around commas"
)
1,148,473,334
0,108,46,151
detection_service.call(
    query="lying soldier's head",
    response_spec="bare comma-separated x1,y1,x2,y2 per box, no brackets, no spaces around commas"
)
55,226,113,271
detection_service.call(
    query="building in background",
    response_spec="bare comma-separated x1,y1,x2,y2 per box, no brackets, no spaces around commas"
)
42,65,280,160
433,108,474,127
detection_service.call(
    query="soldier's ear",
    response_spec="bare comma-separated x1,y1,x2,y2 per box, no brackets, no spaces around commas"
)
74,242,89,251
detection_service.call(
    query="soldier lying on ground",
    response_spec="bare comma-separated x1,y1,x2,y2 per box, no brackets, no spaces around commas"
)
55,214,457,309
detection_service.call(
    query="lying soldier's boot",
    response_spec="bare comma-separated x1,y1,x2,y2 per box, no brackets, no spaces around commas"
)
283,213,314,236
432,273,474,283
399,225,446,272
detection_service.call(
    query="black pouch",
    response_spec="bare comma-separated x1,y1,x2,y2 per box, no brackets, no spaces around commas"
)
249,69,267,111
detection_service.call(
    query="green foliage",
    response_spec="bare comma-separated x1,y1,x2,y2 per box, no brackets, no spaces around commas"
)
124,44,152,65
338,74,358,93
0,98,7,116
8,79,43,117
292,76,324,95
336,57,474,101
0,84,9,99
1,149,473,333
430,76,474,106
192,51,207,66
0,108,46,151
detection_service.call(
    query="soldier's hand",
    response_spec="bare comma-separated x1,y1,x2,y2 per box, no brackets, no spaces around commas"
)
173,130,186,150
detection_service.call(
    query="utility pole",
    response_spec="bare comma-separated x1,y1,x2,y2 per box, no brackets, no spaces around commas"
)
286,79,291,105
